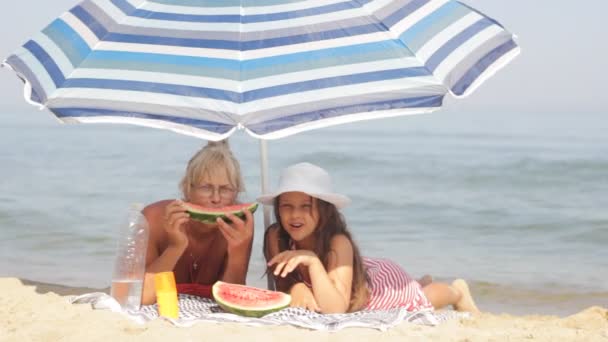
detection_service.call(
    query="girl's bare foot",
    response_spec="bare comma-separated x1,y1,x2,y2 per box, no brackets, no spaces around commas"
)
451,279,480,314
418,274,433,287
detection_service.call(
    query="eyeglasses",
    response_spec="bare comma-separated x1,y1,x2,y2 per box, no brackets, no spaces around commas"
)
191,184,236,199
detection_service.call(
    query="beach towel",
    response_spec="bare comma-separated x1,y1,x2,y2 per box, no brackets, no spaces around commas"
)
69,293,468,332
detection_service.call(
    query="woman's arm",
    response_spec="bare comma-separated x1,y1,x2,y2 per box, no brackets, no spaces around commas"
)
140,201,188,305
217,210,254,284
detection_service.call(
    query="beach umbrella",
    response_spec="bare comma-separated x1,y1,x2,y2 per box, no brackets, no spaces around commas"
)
2,0,519,228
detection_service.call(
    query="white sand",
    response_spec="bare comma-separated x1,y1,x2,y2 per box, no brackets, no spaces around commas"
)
1,277,607,341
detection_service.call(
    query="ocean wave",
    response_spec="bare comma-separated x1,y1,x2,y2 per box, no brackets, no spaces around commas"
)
509,157,608,174
558,224,608,245
282,151,384,169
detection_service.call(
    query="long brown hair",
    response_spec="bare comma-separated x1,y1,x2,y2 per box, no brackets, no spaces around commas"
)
263,196,370,312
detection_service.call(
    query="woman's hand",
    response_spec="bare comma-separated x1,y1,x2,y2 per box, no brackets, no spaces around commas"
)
216,209,254,257
163,200,190,249
268,250,321,278
289,283,321,312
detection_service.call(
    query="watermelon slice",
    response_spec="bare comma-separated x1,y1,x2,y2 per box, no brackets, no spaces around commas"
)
185,202,258,224
212,281,291,318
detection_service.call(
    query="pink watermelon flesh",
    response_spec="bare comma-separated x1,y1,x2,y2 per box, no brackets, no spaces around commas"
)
185,202,253,213
185,202,258,224
212,281,291,317
217,283,284,306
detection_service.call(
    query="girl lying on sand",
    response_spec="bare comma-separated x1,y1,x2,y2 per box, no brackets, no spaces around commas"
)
261,162,480,314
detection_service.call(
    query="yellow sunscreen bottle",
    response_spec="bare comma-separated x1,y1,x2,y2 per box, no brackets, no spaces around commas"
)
154,271,179,319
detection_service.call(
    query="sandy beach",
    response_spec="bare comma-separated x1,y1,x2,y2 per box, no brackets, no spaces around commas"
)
1,277,606,342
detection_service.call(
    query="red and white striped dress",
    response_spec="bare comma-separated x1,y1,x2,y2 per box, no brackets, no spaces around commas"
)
288,242,431,312
363,257,433,311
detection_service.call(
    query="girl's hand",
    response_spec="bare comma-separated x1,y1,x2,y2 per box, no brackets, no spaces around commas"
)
289,283,321,312
163,200,190,249
268,250,321,278
216,209,254,256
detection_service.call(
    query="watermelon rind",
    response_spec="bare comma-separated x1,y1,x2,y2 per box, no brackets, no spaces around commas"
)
212,281,291,318
186,202,258,224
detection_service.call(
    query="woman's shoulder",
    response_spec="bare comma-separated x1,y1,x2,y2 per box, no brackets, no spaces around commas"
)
143,199,173,216
142,200,174,234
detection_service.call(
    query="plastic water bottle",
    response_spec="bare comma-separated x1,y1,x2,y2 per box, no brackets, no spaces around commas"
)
110,203,149,311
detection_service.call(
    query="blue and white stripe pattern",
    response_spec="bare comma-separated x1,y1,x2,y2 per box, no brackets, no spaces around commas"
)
3,0,519,140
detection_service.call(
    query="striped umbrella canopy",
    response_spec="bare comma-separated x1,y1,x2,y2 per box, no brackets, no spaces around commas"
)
3,0,519,141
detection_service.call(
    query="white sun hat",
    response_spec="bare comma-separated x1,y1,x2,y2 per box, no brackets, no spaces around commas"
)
257,162,351,209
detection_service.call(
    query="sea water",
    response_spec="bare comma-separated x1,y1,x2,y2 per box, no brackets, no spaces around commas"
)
1,109,607,316
111,279,143,311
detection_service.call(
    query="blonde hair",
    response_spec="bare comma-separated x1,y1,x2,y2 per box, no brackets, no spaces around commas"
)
179,140,244,201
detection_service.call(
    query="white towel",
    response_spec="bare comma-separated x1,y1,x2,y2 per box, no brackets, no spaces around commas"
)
70,293,468,331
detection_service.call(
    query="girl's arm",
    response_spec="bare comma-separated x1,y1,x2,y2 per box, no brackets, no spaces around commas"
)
263,224,291,291
264,225,320,311
270,234,354,314
307,235,353,313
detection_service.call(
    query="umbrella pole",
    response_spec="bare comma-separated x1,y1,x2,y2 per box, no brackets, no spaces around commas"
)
259,139,271,228
259,139,275,290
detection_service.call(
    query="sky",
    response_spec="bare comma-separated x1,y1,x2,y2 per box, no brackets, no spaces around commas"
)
0,0,606,115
